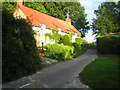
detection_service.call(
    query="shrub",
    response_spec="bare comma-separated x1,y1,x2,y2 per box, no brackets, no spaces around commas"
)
72,43,87,57
43,44,74,60
97,35,120,54
62,35,72,46
2,8,41,83
75,38,88,45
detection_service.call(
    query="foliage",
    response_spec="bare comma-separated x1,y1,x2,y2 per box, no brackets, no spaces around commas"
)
85,42,97,49
62,35,72,46
24,2,47,14
69,31,72,41
72,42,87,58
43,44,74,61
97,35,120,54
2,2,17,14
80,56,119,88
2,7,41,83
2,1,89,37
75,38,88,45
45,30,73,45
45,29,62,44
92,1,120,36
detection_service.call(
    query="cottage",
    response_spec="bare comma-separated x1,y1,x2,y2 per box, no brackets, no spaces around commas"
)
13,0,81,47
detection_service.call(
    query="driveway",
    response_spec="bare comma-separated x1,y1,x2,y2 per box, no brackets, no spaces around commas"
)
2,49,97,89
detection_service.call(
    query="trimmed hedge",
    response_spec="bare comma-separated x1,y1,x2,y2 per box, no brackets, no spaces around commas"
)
43,44,74,60
97,35,120,54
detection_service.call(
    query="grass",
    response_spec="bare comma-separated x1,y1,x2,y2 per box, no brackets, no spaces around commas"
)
80,56,119,88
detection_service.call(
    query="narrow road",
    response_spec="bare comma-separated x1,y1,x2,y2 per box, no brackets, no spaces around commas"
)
3,49,97,89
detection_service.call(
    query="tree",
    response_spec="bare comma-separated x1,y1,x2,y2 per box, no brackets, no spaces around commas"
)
92,1,119,36
2,5,41,83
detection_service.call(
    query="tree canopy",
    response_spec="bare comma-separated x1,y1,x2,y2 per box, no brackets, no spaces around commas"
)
92,1,120,36
2,1,89,37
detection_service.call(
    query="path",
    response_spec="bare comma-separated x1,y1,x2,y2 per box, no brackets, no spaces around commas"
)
3,49,97,89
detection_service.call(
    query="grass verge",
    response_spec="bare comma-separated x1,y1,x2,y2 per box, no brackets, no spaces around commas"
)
80,56,119,88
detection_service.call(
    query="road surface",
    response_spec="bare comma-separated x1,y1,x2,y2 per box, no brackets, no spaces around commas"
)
3,49,97,89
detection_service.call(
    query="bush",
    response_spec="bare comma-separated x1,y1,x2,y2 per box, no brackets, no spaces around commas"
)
62,35,72,46
43,44,74,60
72,43,87,57
2,8,41,83
75,38,88,45
97,35,120,54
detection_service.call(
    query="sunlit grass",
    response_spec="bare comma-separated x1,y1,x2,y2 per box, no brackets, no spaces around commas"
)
80,56,119,88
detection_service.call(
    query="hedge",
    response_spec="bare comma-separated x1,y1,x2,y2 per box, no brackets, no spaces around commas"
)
43,44,74,60
97,35,120,54
2,8,41,83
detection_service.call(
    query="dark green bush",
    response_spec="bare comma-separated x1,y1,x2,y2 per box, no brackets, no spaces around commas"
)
97,35,120,54
2,8,41,83
43,44,74,60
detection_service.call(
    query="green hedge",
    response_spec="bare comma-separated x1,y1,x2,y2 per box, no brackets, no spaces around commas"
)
2,8,41,83
43,44,74,60
97,35,120,54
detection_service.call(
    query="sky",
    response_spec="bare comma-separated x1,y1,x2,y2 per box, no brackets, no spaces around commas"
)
79,0,119,43
79,0,104,43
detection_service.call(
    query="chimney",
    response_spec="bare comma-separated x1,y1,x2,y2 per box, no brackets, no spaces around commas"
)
17,0,23,6
66,14,71,25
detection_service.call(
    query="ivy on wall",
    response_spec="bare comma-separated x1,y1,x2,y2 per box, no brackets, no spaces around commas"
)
69,31,72,41
45,29,73,44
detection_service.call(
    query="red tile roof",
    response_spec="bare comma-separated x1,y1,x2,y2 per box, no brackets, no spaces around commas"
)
13,4,81,36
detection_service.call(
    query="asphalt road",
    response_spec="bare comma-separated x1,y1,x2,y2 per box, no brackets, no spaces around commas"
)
3,49,97,89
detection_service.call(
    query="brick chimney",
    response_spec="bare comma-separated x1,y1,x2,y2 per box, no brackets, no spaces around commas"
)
66,14,71,25
17,0,23,6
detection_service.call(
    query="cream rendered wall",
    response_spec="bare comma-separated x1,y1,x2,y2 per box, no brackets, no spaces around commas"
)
32,25,55,47
13,8,27,19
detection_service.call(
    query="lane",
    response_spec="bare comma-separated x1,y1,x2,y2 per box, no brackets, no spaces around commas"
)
2,49,97,88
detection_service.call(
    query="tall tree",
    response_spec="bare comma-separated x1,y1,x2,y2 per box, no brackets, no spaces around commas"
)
92,1,119,36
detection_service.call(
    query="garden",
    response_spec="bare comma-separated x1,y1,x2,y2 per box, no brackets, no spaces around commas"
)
43,29,92,61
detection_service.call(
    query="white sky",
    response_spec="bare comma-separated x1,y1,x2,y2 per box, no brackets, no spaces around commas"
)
79,0,103,43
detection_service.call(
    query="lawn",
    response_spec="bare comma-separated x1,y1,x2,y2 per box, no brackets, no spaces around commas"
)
80,56,119,88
